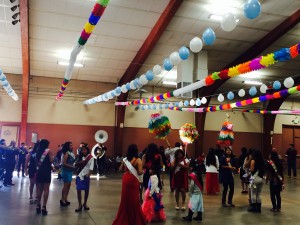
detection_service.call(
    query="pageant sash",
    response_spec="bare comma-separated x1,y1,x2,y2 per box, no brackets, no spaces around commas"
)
123,157,139,181
189,173,203,191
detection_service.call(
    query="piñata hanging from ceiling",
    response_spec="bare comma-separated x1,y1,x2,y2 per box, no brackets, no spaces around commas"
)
217,114,234,146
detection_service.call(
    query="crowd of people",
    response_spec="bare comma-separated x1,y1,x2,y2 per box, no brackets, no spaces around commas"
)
0,138,296,223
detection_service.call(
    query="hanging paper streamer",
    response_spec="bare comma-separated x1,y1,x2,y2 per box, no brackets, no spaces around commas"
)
56,0,110,100
148,113,171,139
115,43,300,106
243,110,300,115
179,123,199,144
217,121,234,146
0,68,18,101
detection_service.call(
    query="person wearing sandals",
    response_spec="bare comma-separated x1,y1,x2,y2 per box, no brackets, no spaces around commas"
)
35,139,54,215
74,144,94,212
266,150,284,212
60,142,76,207
172,149,189,210
25,141,39,204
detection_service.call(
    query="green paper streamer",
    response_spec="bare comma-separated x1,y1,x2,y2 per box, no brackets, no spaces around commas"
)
98,0,110,7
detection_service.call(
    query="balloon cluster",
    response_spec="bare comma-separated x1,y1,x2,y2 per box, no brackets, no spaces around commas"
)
179,123,199,144
0,69,18,101
148,113,171,139
56,0,110,100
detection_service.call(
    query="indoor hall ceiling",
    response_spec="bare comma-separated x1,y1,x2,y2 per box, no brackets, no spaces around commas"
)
2,0,300,100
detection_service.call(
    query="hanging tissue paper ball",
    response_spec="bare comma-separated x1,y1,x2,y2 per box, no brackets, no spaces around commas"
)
259,84,268,93
148,113,171,139
153,64,162,75
238,89,245,97
190,99,195,106
218,94,225,102
139,74,148,85
179,101,184,107
202,28,216,45
273,81,281,90
227,91,234,100
189,37,203,53
179,46,190,60
170,52,181,65
196,98,201,106
163,58,173,71
146,70,154,81
221,13,237,32
217,121,234,146
284,77,294,88
184,100,189,106
201,97,207,104
244,0,261,19
121,85,127,93
130,80,137,90
249,86,257,96
179,123,199,144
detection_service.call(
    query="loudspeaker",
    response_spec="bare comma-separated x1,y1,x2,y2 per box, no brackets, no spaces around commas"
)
31,133,38,143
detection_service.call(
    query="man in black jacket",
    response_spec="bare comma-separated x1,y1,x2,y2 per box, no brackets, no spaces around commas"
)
286,144,297,178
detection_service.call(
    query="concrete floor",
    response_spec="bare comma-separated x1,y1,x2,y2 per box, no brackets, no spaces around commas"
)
0,172,299,225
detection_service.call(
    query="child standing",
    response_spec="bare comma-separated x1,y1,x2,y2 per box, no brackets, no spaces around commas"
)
182,159,204,222
142,169,166,223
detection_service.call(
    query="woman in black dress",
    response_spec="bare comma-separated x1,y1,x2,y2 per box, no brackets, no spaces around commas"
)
35,139,54,215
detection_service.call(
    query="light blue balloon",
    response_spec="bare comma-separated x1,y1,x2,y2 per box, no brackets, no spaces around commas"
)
202,28,216,45
0,73,6,81
227,91,235,100
142,105,145,110
126,83,131,90
2,80,9,87
244,0,261,19
153,105,156,110
249,86,257,96
147,105,151,109
115,87,121,94
184,100,189,106
0,69,2,74
273,81,281,90
196,98,201,106
165,103,169,109
134,78,142,88
178,46,190,60
159,104,163,109
146,70,154,81
175,102,179,107
110,91,116,97
163,58,173,71
103,93,108,99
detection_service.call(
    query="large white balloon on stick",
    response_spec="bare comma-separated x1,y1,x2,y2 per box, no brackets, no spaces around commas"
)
221,13,237,32
189,37,203,53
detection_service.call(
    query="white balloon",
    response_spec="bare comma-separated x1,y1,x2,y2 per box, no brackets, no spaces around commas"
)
201,97,207,104
121,85,127,93
221,13,237,32
259,84,268,93
238,89,246,97
139,75,148,85
189,37,203,53
179,101,184,107
153,64,162,75
107,92,113,99
130,80,137,90
284,77,294,88
218,94,225,102
169,52,181,65
190,99,195,106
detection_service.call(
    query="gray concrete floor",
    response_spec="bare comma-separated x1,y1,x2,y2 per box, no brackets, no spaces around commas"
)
0,172,299,225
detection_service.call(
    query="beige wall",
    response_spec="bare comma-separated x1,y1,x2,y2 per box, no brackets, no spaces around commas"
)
0,94,22,122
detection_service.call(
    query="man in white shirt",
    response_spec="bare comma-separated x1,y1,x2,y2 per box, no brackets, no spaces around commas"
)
165,142,181,192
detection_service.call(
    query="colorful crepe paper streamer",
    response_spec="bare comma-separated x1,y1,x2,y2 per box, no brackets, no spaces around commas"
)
148,113,171,139
115,43,300,106
179,123,199,144
56,0,110,100
217,121,234,146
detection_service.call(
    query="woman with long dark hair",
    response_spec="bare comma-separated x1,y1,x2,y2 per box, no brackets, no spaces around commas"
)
35,139,54,215
219,146,236,207
248,149,265,213
112,144,146,225
205,148,220,194
60,141,75,206
25,140,39,204
266,150,284,212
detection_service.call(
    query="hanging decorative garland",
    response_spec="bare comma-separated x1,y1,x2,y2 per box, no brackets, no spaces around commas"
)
242,110,300,114
115,43,300,106
56,0,110,100
0,68,18,101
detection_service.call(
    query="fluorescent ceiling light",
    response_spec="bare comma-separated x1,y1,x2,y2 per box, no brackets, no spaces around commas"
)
163,81,177,86
57,61,84,67
243,80,263,85
208,14,239,22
